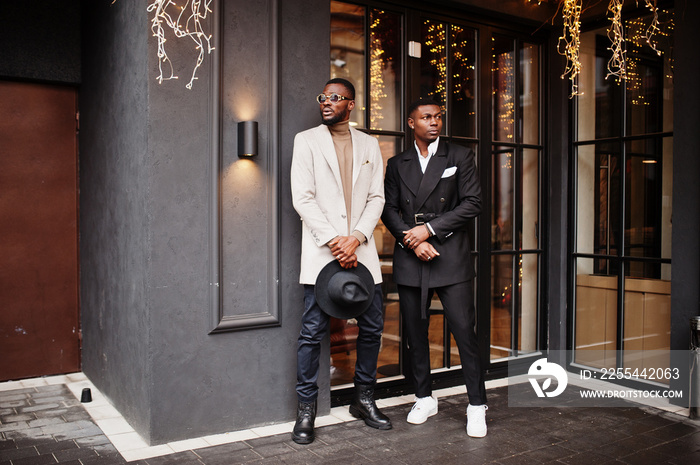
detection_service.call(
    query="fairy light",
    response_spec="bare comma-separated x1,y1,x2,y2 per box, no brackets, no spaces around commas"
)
557,0,583,97
492,37,515,143
643,0,662,56
369,12,387,130
423,21,447,106
143,0,214,89
606,0,626,82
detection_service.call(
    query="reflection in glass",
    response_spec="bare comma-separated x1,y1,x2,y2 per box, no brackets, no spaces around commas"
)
369,9,401,131
576,28,622,140
518,254,538,354
576,143,621,276
330,1,365,127
420,19,447,107
491,254,513,361
373,134,402,174
519,43,539,145
625,138,672,277
492,147,513,250
492,35,515,142
623,274,671,383
624,10,674,136
574,258,618,369
450,25,477,138
520,149,539,250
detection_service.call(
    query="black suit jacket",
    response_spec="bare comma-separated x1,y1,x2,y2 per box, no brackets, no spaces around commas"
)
381,139,481,288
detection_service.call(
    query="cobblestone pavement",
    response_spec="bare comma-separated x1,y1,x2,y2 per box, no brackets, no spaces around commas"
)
1,383,700,464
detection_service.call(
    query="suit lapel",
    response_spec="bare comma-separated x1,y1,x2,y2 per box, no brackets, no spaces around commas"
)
414,140,448,211
396,147,422,197
315,124,343,189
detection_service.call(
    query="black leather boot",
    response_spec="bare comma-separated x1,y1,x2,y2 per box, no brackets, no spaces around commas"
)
349,383,392,430
291,400,316,444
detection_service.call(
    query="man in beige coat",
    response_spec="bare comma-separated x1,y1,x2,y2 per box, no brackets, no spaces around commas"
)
290,78,391,444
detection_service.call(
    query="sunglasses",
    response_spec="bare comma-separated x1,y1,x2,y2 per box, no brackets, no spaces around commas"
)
316,93,352,104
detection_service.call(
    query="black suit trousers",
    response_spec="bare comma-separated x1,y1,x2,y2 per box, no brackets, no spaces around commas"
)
398,280,487,405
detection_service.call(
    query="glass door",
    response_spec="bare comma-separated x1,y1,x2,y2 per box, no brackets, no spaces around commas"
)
328,1,547,398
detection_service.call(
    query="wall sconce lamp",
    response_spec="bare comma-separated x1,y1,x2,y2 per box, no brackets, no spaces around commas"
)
238,121,258,158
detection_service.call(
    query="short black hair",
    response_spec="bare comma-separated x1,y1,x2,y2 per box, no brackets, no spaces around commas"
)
325,78,356,100
407,98,442,119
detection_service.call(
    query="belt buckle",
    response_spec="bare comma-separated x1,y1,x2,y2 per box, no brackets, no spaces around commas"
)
414,213,425,225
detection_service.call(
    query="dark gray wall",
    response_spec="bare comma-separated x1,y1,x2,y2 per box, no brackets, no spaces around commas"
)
80,0,329,444
80,0,151,439
0,0,80,83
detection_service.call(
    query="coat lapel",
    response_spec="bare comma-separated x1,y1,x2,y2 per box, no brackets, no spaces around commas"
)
315,124,343,189
414,140,448,211
396,147,422,197
350,127,364,188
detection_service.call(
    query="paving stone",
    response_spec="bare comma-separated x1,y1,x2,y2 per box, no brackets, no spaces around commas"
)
0,445,40,462
1,414,35,423
35,439,78,454
52,446,100,462
11,453,59,465
22,404,61,413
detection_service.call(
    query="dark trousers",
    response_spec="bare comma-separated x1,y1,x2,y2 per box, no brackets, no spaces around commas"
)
398,280,487,405
296,284,384,402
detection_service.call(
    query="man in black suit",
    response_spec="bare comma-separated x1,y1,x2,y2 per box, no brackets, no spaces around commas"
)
381,98,488,437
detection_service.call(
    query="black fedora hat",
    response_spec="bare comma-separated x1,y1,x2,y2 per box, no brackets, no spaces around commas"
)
315,260,375,319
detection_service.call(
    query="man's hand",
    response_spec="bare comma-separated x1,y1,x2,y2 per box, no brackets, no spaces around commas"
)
413,242,440,262
402,225,431,250
329,236,361,265
339,254,358,269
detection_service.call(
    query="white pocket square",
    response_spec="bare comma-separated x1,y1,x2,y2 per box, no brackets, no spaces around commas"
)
441,166,457,178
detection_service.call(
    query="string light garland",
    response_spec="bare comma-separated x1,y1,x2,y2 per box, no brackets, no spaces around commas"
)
557,0,583,97
642,0,662,56
114,0,214,89
537,0,672,98
606,0,626,82
369,12,387,130
150,0,213,89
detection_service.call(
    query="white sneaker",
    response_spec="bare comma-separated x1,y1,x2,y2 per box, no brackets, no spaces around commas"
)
466,404,488,437
407,395,438,424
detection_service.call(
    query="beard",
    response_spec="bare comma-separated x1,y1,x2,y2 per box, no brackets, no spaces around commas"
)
320,108,348,126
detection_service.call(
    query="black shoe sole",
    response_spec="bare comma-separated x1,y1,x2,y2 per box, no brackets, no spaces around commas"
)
348,405,393,430
291,432,315,444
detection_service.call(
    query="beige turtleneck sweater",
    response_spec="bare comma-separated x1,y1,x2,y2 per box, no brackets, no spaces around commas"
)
328,120,366,244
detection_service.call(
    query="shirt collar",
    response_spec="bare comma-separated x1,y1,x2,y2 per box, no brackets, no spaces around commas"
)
414,137,440,158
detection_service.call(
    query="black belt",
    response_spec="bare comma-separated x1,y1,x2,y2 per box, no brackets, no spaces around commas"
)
412,212,439,225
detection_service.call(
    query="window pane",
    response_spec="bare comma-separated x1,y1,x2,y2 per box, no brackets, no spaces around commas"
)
518,253,538,354
576,27,622,140
373,134,403,173
624,138,672,274
575,258,618,369
492,146,513,250
576,143,621,265
624,9,674,136
369,9,401,131
420,19,447,107
519,42,539,145
623,275,671,364
492,35,515,143
520,149,539,250
449,25,477,138
491,254,513,361
330,1,366,128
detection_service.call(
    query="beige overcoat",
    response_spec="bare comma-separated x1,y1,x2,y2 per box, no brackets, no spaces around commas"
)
291,124,385,285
